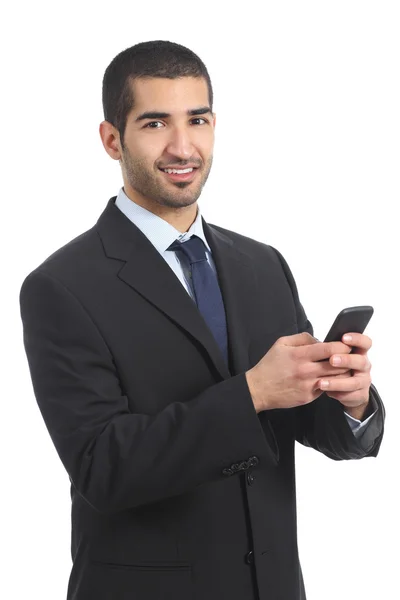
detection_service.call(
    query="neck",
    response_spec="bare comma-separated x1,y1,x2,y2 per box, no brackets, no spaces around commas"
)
122,185,198,233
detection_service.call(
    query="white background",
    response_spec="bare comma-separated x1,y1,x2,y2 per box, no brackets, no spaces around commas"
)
2,1,398,598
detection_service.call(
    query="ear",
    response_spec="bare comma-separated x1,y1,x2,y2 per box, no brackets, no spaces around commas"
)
99,121,122,161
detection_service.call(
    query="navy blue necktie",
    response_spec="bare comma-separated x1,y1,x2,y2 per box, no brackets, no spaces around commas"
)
168,235,229,366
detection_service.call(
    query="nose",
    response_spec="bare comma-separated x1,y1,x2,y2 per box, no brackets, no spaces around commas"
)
165,125,195,159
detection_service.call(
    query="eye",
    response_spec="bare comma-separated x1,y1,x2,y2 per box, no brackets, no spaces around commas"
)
144,121,164,129
143,117,208,129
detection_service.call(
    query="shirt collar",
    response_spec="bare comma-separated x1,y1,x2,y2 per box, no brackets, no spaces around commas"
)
115,187,212,254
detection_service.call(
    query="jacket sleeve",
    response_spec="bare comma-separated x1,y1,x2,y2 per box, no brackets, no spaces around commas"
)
19,269,275,514
271,247,386,460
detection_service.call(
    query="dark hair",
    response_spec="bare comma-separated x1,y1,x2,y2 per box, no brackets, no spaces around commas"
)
102,40,213,146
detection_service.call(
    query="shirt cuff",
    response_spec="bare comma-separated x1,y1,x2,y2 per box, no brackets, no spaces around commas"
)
344,393,379,438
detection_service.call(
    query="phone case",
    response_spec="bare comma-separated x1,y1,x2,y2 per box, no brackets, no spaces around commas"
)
324,305,374,343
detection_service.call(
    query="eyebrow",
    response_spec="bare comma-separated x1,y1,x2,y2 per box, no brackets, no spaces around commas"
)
135,106,212,122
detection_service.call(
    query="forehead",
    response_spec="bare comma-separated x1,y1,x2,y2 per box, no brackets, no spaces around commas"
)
129,76,210,114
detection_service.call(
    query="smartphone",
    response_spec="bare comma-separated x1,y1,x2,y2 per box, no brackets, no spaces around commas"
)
324,306,374,351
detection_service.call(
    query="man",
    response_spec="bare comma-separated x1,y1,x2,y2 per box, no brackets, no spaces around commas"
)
19,40,385,600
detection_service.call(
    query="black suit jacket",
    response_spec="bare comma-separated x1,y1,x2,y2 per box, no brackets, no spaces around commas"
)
19,198,385,600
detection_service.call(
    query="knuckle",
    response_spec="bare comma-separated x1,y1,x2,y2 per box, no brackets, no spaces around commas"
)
296,363,310,380
293,364,303,379
290,365,299,380
321,343,332,359
332,341,348,355
298,345,311,361
356,377,365,391
303,332,315,341
328,342,336,356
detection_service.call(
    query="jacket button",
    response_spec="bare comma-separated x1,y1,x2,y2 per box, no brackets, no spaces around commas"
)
245,550,254,564
247,471,256,485
248,455,259,467
222,467,233,476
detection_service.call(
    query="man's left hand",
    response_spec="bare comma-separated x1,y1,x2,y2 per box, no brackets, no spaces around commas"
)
317,332,372,419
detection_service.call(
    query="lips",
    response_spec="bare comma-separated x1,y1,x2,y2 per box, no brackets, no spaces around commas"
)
159,165,199,171
159,167,199,182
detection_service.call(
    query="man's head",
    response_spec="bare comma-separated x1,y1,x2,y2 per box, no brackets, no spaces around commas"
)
100,41,216,225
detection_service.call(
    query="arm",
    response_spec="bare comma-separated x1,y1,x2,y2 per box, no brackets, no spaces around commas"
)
20,269,275,514
271,247,385,459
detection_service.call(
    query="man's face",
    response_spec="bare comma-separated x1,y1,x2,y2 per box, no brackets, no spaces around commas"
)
119,76,215,210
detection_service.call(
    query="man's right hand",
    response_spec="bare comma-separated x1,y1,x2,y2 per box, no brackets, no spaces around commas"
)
245,332,352,413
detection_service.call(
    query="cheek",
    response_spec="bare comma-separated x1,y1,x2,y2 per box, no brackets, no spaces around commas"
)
201,137,214,161
125,135,160,162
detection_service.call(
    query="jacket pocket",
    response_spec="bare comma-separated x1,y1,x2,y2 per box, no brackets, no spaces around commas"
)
91,559,192,571
79,560,193,600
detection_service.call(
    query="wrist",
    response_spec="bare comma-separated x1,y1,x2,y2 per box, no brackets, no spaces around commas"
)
345,401,370,421
245,369,264,413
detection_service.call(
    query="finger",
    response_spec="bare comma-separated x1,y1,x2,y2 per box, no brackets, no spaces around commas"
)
324,389,370,404
328,371,352,379
303,341,352,362
318,373,371,392
312,371,351,392
312,363,350,378
341,333,372,353
329,353,371,372
280,332,319,347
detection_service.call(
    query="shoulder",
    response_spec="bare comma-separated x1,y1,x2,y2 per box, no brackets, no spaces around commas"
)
207,222,298,296
208,222,284,265
20,225,102,294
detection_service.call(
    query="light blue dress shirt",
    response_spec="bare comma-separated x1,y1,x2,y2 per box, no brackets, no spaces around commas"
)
115,187,378,438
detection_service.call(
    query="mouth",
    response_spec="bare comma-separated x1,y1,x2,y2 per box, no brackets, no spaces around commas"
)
158,167,199,182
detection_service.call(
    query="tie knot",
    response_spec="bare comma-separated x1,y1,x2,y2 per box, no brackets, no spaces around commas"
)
168,235,208,264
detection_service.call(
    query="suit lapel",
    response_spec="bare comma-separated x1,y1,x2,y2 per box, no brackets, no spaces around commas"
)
201,218,258,376
96,198,258,380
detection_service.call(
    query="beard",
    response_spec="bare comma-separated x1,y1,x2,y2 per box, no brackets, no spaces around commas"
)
121,146,213,210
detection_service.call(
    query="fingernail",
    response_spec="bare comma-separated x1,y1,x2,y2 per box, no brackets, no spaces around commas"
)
320,380,329,388
343,335,352,342
332,356,341,366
